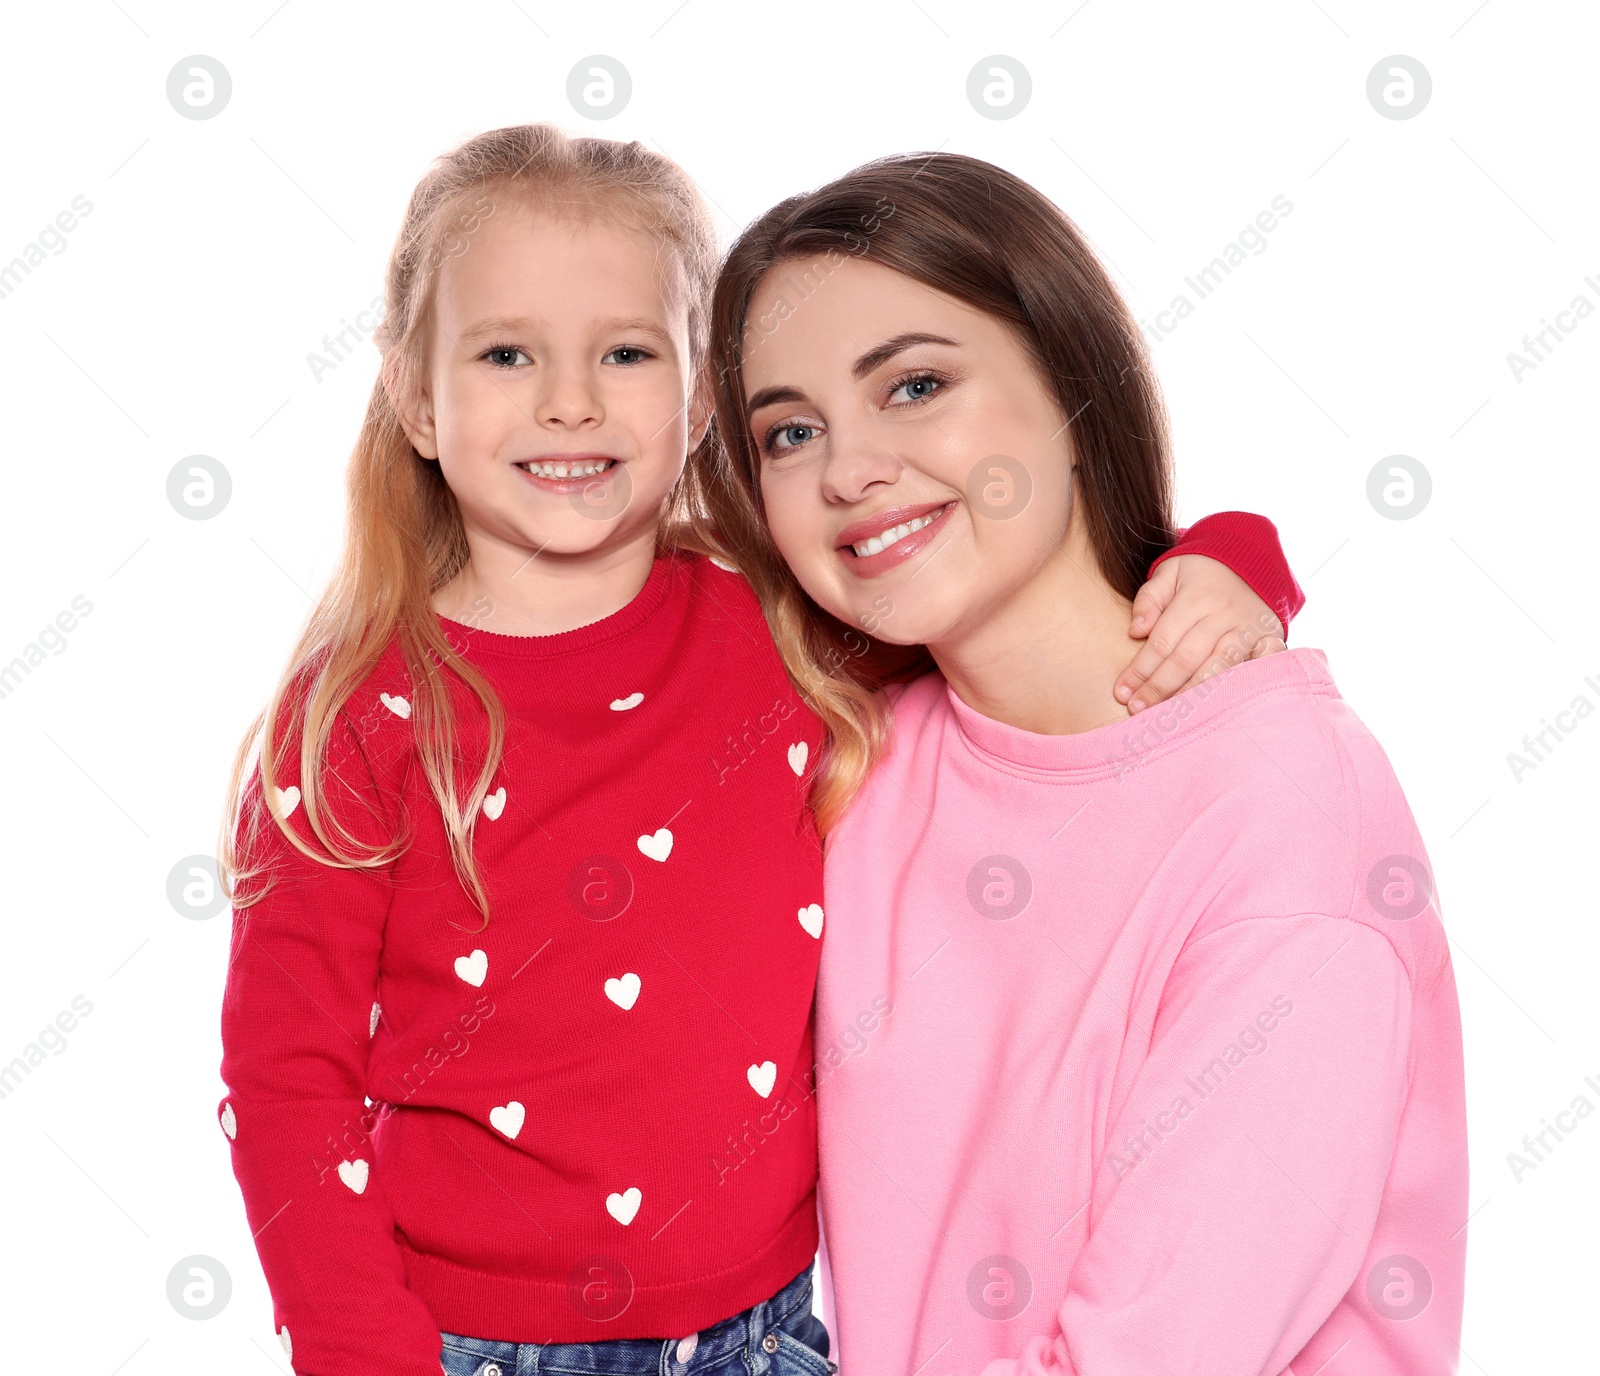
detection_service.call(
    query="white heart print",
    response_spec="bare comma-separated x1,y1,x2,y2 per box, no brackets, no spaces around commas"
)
798,903,824,939
219,1102,237,1140
747,1061,778,1097
379,692,411,719
482,786,506,821
273,784,301,817
607,1186,642,1226
787,742,808,777
636,828,673,862
610,692,645,711
454,949,488,987
338,1158,369,1194
489,1101,525,1139
278,1326,293,1361
604,973,642,1010
369,1002,381,1037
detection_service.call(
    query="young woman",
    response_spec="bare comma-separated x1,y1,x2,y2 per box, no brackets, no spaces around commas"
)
687,154,1468,1375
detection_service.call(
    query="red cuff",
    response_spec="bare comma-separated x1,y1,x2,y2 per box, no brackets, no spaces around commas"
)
1149,511,1305,639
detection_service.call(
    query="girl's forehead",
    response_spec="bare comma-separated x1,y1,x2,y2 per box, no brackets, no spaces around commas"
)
434,202,694,330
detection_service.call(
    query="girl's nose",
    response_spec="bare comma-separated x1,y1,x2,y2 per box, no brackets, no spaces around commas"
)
535,368,603,429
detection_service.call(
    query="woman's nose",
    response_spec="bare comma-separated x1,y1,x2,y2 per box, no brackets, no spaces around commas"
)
820,425,902,503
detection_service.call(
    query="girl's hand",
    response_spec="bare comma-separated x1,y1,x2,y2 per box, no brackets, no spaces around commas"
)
1114,555,1286,713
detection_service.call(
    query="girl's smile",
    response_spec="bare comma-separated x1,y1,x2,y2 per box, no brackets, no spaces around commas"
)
513,452,621,493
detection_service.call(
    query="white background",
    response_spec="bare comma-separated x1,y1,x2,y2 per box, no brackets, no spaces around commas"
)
1,1,1595,1370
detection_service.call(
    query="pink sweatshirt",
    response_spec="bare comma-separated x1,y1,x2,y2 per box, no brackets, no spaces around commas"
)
813,648,1467,1375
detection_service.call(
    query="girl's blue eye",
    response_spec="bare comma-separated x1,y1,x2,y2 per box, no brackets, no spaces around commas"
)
483,346,529,368
604,346,651,365
889,374,941,404
773,424,818,451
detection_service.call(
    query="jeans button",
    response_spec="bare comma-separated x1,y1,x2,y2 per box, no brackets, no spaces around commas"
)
762,1333,780,1354
483,1365,502,1376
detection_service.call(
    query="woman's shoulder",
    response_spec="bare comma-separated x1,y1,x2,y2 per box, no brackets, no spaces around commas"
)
1176,650,1447,985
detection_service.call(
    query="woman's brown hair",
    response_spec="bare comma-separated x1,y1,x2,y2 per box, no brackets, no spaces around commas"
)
217,123,718,930
683,151,1176,834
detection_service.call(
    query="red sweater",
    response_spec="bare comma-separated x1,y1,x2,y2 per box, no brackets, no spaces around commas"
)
216,516,1299,1375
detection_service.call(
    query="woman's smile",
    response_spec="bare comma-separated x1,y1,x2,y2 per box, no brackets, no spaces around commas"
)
834,500,956,577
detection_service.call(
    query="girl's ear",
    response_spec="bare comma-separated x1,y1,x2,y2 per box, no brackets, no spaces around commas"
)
388,370,440,460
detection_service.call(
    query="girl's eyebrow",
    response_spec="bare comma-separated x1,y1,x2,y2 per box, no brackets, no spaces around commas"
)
457,315,676,349
460,314,537,345
597,316,677,349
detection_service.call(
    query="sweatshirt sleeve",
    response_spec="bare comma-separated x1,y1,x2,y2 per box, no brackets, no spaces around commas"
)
1149,511,1306,638
216,705,445,1376
976,915,1416,1376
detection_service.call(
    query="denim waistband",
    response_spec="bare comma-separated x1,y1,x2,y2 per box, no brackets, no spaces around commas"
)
439,1262,819,1374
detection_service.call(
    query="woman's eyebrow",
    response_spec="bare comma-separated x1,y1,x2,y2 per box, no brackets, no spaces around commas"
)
851,332,959,378
745,333,961,417
745,384,806,417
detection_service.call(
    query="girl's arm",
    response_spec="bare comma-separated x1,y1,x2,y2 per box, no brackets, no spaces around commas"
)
218,707,445,1376
1116,511,1305,713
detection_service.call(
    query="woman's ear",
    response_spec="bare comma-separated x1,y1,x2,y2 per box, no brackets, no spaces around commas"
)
386,368,439,460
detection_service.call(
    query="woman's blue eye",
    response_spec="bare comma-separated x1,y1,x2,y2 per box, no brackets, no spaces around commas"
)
483,347,528,368
890,374,941,403
774,424,817,450
605,346,650,365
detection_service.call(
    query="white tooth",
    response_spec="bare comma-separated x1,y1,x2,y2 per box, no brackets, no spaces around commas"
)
865,536,884,556
881,526,904,548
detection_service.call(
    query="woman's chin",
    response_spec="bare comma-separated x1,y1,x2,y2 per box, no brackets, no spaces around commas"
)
841,600,965,651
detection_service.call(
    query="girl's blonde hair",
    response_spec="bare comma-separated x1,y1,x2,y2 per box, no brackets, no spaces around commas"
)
217,124,719,931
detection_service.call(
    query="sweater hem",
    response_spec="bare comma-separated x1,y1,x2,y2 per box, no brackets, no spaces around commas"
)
399,1199,819,1343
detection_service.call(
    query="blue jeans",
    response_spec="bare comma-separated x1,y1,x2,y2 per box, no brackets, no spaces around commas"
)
439,1264,834,1375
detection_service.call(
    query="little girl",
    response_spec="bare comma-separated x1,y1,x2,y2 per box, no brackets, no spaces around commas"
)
214,124,1304,1376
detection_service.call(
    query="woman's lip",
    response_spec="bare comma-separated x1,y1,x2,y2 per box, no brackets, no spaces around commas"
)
835,500,954,549
838,501,955,578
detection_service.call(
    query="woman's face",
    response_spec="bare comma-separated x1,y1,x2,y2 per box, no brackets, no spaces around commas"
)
742,256,1076,648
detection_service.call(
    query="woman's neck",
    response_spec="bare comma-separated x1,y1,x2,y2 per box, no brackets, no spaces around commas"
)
929,509,1142,736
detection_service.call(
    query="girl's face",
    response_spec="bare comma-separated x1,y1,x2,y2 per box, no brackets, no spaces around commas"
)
403,203,705,561
743,256,1075,648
